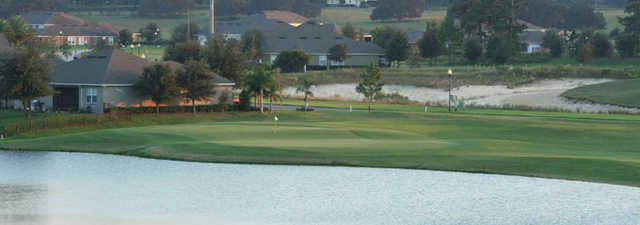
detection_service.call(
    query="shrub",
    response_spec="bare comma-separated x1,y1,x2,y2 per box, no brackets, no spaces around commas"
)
463,39,482,64
273,50,310,73
591,33,612,58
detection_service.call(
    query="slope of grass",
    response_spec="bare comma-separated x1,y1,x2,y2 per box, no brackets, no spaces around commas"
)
319,8,446,31
2,110,640,187
562,79,640,108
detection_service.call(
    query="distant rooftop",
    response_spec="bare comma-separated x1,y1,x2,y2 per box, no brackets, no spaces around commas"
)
262,10,310,26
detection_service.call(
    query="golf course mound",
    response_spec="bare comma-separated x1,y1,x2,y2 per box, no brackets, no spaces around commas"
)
562,79,640,109
2,111,640,187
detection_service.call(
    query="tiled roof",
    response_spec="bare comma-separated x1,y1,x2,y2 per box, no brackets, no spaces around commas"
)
38,24,118,36
263,10,310,25
23,11,121,37
407,30,425,44
202,14,294,35
521,31,546,44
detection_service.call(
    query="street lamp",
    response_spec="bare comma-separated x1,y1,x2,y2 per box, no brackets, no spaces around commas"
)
448,68,453,113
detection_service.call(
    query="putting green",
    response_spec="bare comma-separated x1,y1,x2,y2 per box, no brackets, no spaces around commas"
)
2,111,640,187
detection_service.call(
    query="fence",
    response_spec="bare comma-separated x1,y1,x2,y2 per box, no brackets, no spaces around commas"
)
0,111,132,139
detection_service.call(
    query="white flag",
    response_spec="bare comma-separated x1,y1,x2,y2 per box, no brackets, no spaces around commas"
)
274,116,279,121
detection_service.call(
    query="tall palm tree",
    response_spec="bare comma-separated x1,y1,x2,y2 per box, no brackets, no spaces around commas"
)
266,69,282,113
244,65,273,113
296,78,316,112
1,16,34,47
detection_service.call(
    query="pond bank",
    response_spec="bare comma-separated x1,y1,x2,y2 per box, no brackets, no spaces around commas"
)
1,151,639,225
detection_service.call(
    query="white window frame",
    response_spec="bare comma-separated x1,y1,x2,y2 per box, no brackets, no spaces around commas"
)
87,88,98,105
319,55,327,66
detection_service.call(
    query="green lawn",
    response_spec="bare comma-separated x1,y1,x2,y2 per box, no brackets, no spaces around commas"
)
121,45,167,61
2,109,640,187
562,79,640,108
319,8,446,31
600,9,627,33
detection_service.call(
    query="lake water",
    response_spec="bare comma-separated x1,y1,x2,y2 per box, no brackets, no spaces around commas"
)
1,151,639,225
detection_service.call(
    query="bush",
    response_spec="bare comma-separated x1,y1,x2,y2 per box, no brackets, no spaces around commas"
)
542,32,564,58
615,33,638,58
115,105,232,114
463,39,482,64
591,33,612,58
273,50,310,73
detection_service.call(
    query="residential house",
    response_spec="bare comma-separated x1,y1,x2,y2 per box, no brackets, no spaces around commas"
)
326,0,373,7
22,12,121,47
198,14,295,44
519,20,548,53
262,24,386,68
15,49,234,113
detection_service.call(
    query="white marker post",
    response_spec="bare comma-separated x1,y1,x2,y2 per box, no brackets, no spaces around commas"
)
273,115,279,134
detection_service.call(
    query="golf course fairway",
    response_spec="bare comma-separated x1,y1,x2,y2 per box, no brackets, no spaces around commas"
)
2,110,640,187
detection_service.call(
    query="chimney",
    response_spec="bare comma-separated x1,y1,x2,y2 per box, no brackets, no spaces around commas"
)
210,0,215,34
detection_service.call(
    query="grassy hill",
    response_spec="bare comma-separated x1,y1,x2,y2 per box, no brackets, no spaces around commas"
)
2,109,640,187
562,79,640,108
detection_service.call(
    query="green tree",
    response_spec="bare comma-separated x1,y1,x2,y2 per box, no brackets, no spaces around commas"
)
486,34,513,64
203,35,249,87
265,67,282,113
176,59,217,114
296,77,315,112
438,17,462,64
542,32,564,58
592,33,613,58
372,26,409,67
171,22,201,43
244,65,274,113
615,32,638,58
406,46,421,68
1,46,53,117
463,38,482,64
241,29,265,61
273,50,310,73
164,40,202,63
419,20,441,64
118,29,133,46
619,0,640,35
0,16,33,47
135,63,180,115
328,44,347,69
343,22,359,40
576,40,593,63
356,64,384,112
140,23,161,44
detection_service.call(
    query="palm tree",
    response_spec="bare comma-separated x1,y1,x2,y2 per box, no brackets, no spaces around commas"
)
244,65,274,113
1,16,34,47
296,78,316,112
265,69,282,113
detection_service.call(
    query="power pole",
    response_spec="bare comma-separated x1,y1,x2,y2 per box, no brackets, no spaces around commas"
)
186,8,191,42
211,0,215,34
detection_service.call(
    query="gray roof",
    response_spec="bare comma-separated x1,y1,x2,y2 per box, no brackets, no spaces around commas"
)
202,14,294,35
22,12,86,25
52,50,235,87
0,34,10,53
52,49,148,86
263,24,385,55
521,31,546,44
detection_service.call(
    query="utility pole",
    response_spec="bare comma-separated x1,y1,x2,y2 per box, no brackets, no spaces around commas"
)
211,0,215,34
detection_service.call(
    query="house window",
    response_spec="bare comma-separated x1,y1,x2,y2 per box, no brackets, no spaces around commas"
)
331,59,345,66
87,88,98,105
270,55,278,64
319,55,327,66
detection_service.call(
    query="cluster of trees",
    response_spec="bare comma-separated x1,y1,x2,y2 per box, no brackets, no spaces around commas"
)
0,45,53,116
518,0,606,30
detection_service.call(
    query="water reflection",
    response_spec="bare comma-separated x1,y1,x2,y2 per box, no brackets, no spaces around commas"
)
1,151,639,225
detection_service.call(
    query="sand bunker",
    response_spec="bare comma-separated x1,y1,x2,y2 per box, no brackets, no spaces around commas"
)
282,79,640,113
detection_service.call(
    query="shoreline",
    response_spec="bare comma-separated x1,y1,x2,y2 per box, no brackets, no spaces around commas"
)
2,148,639,189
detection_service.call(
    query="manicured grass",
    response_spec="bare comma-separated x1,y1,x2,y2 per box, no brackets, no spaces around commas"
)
70,10,214,39
562,79,640,108
121,45,167,62
2,110,640,187
0,111,55,127
319,8,446,31
600,9,627,33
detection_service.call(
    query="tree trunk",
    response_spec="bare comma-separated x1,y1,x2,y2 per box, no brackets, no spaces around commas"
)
269,96,273,113
368,97,373,112
304,95,309,112
155,103,160,115
22,99,30,118
192,99,196,115
260,88,264,113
